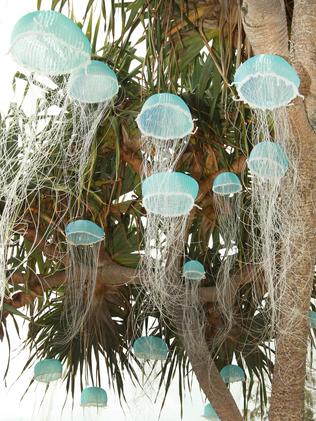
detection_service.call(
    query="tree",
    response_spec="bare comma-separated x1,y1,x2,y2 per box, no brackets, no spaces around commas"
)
1,1,316,420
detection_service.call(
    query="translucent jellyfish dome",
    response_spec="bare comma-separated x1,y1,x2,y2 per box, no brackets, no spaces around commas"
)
202,403,219,420
142,172,199,217
67,60,119,104
234,54,300,110
220,364,245,383
183,260,205,281
11,10,91,75
34,359,63,383
133,336,169,361
309,311,316,329
248,141,289,180
212,172,242,196
136,93,193,140
65,220,105,246
80,387,108,407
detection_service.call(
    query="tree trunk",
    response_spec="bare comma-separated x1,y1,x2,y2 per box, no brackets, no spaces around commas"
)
241,1,316,419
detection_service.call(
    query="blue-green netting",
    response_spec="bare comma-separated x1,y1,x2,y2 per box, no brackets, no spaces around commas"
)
248,141,289,179
80,387,108,407
11,10,91,75
34,359,62,383
202,403,219,420
212,172,242,196
234,54,300,110
67,60,119,103
136,93,193,140
220,364,245,383
183,260,205,281
65,220,105,246
133,336,169,361
142,172,199,217
309,311,316,329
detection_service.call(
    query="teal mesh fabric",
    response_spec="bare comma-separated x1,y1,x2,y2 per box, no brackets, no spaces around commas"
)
34,359,62,383
309,311,316,329
220,364,245,383
80,387,108,407
67,60,118,103
133,336,169,361
136,93,193,140
234,54,300,110
11,10,91,75
248,141,289,179
65,220,105,246
203,403,220,420
142,172,199,217
183,260,205,281
212,172,242,196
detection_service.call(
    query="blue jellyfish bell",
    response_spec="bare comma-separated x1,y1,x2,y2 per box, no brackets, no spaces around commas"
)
309,311,316,329
220,364,245,384
11,10,91,75
65,220,105,246
80,387,108,407
212,172,242,196
136,93,193,140
141,172,199,217
34,359,63,383
234,54,300,110
202,403,220,420
248,141,289,179
67,60,119,104
133,336,169,361
183,260,205,281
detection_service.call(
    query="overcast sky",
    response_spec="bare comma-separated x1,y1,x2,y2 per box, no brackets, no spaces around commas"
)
0,1,243,420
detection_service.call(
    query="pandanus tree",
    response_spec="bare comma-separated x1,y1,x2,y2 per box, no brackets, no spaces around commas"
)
1,1,316,420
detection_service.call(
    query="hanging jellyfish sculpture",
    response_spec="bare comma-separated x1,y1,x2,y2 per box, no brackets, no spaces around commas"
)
80,387,107,421
309,311,316,329
233,54,301,335
220,364,245,384
181,260,207,359
132,336,169,415
140,172,199,317
64,219,105,342
212,172,242,331
33,359,63,421
65,60,119,206
0,10,92,306
136,93,193,175
202,403,220,420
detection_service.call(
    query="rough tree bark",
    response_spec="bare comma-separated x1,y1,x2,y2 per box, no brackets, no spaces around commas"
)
241,1,316,419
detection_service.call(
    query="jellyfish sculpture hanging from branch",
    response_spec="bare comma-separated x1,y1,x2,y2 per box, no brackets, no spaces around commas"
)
136,93,194,176
63,219,105,342
33,359,63,421
202,403,220,420
212,172,242,333
139,172,199,317
220,364,245,384
80,387,108,421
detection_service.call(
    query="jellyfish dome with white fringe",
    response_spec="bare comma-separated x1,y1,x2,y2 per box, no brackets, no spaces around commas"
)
33,359,63,420
63,220,105,342
136,93,193,175
11,10,91,75
202,403,220,420
183,260,205,282
80,387,107,421
248,141,289,179
133,336,169,361
140,172,199,317
234,54,300,110
212,172,242,332
220,364,245,384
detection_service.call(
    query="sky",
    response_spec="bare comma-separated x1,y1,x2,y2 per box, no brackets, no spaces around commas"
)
0,1,244,420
